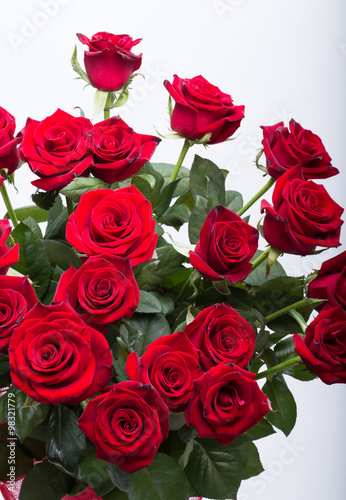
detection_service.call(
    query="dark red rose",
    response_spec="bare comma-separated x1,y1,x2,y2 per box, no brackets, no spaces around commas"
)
261,166,343,255
164,75,245,144
185,362,270,445
9,303,113,405
183,303,255,371
125,331,203,412
53,254,139,325
90,116,160,183
308,251,346,311
0,107,20,175
189,206,259,283
66,185,157,267
294,304,346,384
0,220,19,275
77,32,142,92
19,109,93,191
261,119,338,180
77,381,169,473
0,275,37,354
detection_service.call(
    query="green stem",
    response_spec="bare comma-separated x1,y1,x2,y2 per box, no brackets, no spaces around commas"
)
237,176,275,217
66,197,74,216
0,182,18,227
288,308,308,333
169,139,190,183
266,298,312,323
104,92,113,120
250,247,271,272
256,356,301,380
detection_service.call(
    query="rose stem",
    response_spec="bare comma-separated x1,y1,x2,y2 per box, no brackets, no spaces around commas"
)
265,297,322,323
103,92,113,120
65,196,74,216
255,356,302,380
236,176,275,217
169,138,191,183
0,182,19,227
249,247,271,272
288,308,308,333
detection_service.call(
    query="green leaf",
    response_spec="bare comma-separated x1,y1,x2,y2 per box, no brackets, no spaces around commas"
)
71,45,90,84
31,190,58,210
184,438,244,499
152,162,190,198
127,314,171,356
11,223,51,299
19,460,75,500
188,195,208,244
150,292,175,316
154,179,181,217
262,377,297,436
23,217,42,239
241,441,264,480
4,205,48,223
136,290,163,314
131,174,157,201
132,163,164,208
161,267,191,292
4,386,49,442
107,464,131,492
45,196,68,240
103,490,129,500
246,249,287,287
274,338,317,381
189,155,225,206
225,190,243,213
42,239,82,270
77,453,115,497
60,177,110,202
161,204,190,227
128,453,189,500
46,405,87,475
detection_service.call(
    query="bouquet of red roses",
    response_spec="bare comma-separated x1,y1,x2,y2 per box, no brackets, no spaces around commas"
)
0,31,344,500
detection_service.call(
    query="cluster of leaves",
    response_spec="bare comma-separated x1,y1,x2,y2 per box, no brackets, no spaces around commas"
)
0,156,317,500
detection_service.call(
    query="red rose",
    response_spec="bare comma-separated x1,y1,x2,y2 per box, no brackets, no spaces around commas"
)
77,32,142,92
90,116,160,183
294,304,346,384
261,166,343,255
307,251,346,311
185,362,270,445
0,275,37,354
66,185,157,267
261,119,338,180
189,206,259,283
9,303,113,405
0,106,20,175
53,254,139,325
125,331,203,412
19,109,93,191
164,75,245,144
77,381,169,473
183,303,255,371
0,220,19,275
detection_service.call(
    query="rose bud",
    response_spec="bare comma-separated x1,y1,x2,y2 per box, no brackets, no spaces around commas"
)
0,106,21,175
261,119,338,180
0,219,19,275
66,185,157,267
77,381,169,473
77,32,142,92
183,303,255,371
90,116,160,183
9,303,113,405
185,362,271,445
53,254,139,325
164,75,245,144
19,109,93,192
261,166,343,256
294,303,346,384
125,331,203,412
189,206,258,283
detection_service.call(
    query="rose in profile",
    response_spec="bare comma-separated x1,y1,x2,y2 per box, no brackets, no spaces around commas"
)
183,303,255,371
125,331,203,412
189,206,258,283
9,303,113,405
261,119,338,180
66,185,157,267
164,75,245,144
90,116,160,183
0,275,37,354
294,303,346,384
19,109,93,191
185,362,270,445
0,106,20,175
77,381,169,473
307,250,346,311
77,32,142,92
53,254,139,325
261,166,343,255
0,219,19,275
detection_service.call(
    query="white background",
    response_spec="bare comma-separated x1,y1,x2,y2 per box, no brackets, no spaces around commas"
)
0,1,346,499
